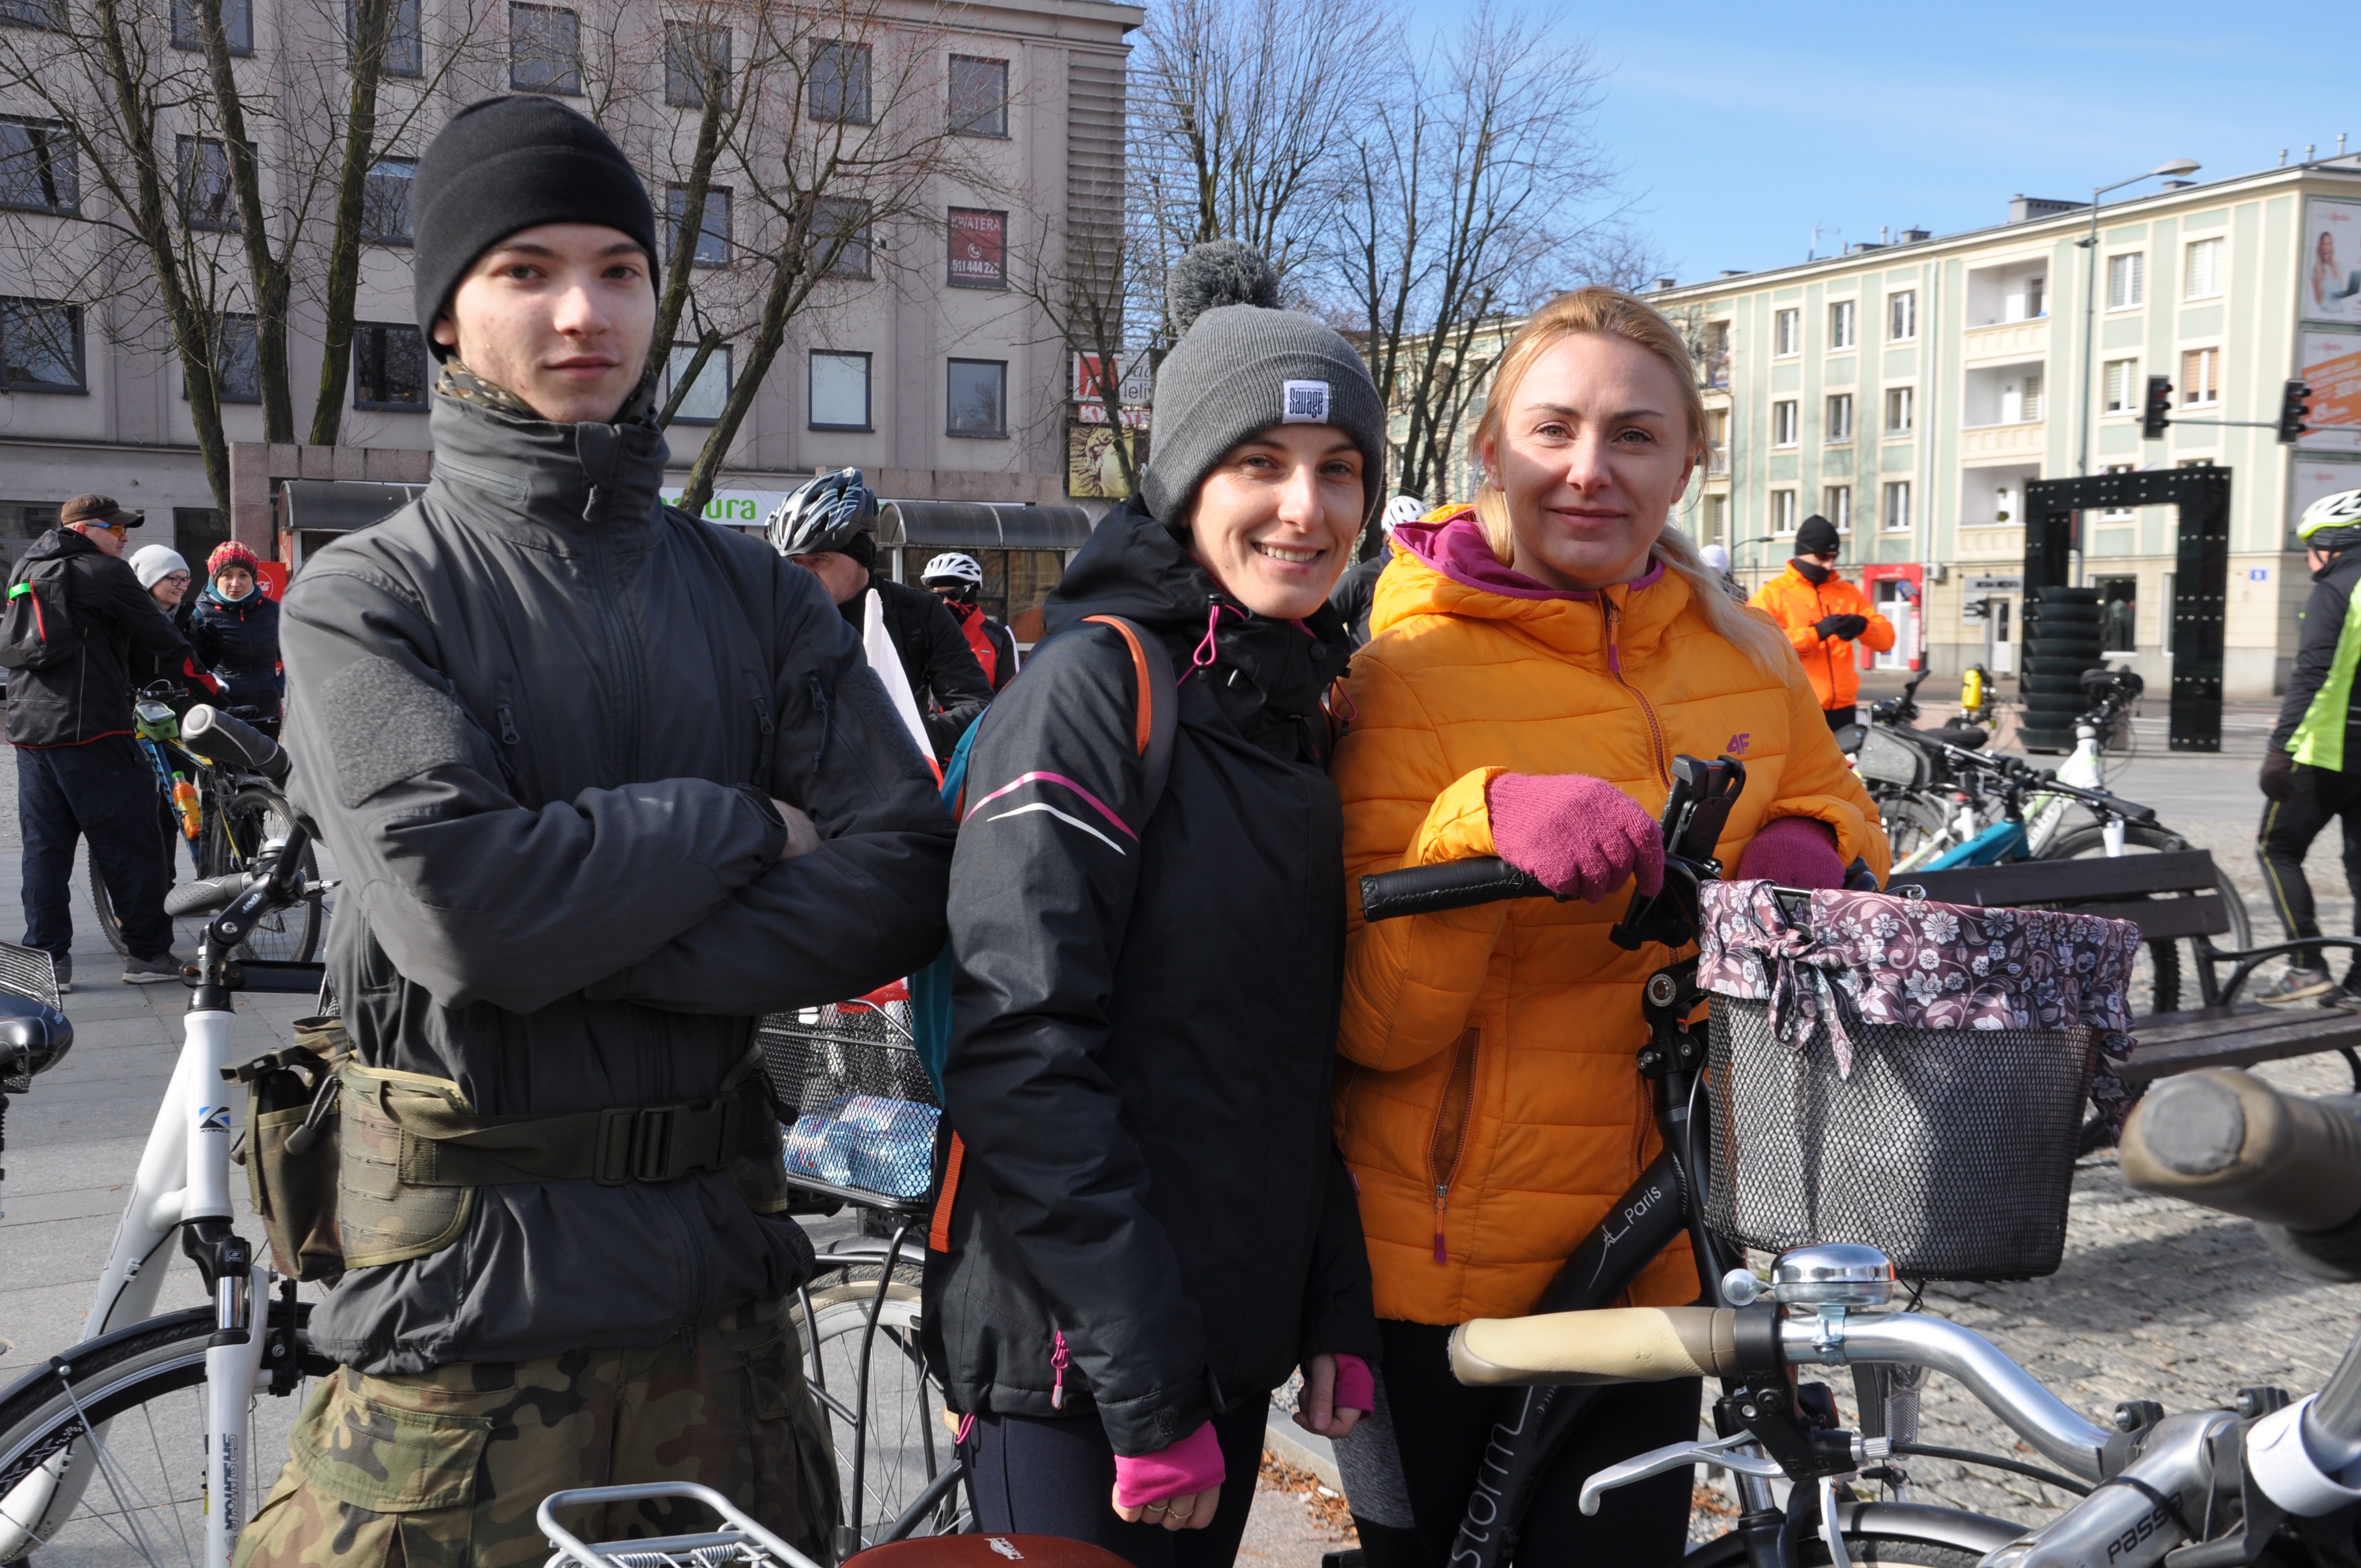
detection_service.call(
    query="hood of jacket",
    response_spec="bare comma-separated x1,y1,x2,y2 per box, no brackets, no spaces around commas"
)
22,525,100,570
420,382,671,553
1379,508,1690,669
1047,497,1350,761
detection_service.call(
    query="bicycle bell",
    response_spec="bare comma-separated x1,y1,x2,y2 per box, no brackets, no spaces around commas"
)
1768,1244,1896,1309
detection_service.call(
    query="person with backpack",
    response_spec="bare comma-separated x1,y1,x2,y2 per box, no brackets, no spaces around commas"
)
3,494,200,988
923,241,1383,1567
189,540,284,728
920,551,1020,692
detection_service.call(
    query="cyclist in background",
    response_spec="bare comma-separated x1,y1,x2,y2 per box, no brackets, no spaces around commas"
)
921,551,1019,692
1328,493,1427,648
191,541,284,730
126,546,217,709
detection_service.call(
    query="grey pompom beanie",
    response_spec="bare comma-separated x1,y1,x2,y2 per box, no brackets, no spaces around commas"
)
1142,242,1386,525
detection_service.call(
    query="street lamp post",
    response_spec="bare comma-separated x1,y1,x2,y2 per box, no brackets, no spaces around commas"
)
2076,159,2201,480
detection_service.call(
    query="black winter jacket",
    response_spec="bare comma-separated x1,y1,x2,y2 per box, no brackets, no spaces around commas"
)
192,583,284,714
4,529,196,748
838,572,991,758
2271,547,2361,761
924,497,1380,1455
284,390,954,1373
127,597,217,710
1326,554,1386,649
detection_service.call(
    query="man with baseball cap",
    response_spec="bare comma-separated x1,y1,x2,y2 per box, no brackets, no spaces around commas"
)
6,494,196,988
240,95,949,1566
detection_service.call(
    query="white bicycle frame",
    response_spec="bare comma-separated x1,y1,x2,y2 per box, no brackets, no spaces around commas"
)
2021,716,2120,858
0,996,270,1568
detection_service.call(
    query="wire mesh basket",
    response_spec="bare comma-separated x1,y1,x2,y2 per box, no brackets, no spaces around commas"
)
1704,995,2099,1280
758,990,939,1207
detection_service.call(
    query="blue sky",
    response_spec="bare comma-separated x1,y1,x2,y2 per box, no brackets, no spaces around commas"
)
1400,2,2316,283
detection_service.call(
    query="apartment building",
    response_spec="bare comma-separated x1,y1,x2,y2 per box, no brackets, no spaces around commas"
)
0,0,1135,580
1648,160,2361,699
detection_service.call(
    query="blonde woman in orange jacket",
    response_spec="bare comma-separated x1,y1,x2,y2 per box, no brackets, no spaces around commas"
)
1326,288,1888,1566
1748,514,1896,728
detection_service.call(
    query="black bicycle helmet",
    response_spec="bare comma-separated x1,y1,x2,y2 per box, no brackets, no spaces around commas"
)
765,467,878,558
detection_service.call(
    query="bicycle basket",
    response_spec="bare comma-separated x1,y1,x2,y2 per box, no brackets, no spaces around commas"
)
1696,881,2137,1281
758,987,940,1204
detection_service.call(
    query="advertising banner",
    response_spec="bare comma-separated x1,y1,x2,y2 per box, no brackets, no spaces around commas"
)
1068,423,1142,498
660,488,793,529
949,209,1006,288
2291,456,2361,526
2305,198,2361,323
2300,330,2361,453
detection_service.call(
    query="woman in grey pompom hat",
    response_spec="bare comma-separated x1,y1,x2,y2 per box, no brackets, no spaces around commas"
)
927,243,1384,1563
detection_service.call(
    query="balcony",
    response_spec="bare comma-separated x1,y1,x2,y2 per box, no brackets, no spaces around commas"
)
1962,317,2049,363
1962,421,2046,458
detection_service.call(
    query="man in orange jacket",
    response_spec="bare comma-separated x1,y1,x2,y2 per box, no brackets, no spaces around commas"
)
1749,513,1896,729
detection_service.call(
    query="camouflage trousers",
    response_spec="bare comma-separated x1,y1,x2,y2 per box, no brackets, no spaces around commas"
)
234,1296,839,1568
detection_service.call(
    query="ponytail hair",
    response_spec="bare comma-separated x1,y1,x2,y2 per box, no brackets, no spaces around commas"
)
1468,286,1790,675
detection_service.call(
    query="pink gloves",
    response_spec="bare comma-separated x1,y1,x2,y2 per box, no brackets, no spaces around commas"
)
1736,816,1845,889
1113,1420,1224,1509
1331,1353,1374,1414
1486,774,1665,903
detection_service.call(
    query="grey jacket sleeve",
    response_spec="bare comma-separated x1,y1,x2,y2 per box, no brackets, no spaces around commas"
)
582,580,955,1014
282,560,787,1014
2271,565,2356,753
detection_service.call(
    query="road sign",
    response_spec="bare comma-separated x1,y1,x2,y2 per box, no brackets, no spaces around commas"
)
1965,575,2023,592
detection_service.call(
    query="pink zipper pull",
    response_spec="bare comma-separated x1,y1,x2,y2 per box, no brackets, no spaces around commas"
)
1051,1329,1071,1410
1433,1186,1449,1264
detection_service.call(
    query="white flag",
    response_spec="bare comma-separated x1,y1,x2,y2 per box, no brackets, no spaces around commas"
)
862,588,933,761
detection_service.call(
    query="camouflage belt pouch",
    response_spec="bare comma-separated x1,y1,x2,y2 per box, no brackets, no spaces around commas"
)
336,1060,481,1270
226,1015,352,1286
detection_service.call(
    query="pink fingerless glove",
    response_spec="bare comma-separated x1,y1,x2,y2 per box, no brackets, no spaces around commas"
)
1485,774,1666,903
1332,1353,1374,1414
1737,816,1846,890
1113,1420,1225,1509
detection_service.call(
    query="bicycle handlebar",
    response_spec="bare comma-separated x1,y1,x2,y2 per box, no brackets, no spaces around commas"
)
1360,857,1553,921
2119,1068,2361,1234
182,704,289,784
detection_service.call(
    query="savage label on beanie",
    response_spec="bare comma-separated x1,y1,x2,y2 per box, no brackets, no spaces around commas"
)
411,96,660,355
1141,241,1387,525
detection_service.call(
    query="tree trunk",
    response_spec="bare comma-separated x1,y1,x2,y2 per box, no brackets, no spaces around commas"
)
678,251,810,517
195,0,295,442
308,0,390,446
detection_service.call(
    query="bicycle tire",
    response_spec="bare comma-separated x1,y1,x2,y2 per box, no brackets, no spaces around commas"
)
0,1299,329,1566
86,823,177,960
1877,793,1955,869
204,786,323,963
2042,821,2253,1016
792,1265,966,1549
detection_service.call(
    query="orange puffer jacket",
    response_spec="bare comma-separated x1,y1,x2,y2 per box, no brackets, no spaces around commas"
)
1332,518,1889,1327
1747,562,1896,711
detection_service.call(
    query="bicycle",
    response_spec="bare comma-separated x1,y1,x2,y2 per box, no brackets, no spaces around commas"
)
0,710,336,1567
89,692,325,965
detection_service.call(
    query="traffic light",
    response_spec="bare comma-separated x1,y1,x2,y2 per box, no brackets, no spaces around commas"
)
2279,378,2314,444
2141,375,2173,439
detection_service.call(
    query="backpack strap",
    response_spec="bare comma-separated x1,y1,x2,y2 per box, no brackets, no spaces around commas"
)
1081,614,1177,822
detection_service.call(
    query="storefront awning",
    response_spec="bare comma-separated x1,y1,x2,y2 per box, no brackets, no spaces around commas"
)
279,481,425,534
876,501,1094,552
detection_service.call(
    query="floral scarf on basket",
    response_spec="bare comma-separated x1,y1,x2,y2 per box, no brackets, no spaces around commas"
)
1695,880,2145,1133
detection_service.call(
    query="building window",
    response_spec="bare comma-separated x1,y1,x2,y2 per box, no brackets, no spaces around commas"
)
949,55,1007,138
1771,399,1798,447
662,343,730,422
665,20,729,108
361,156,414,244
946,357,1007,437
809,40,872,124
509,3,580,94
813,195,871,279
352,322,426,409
1824,484,1852,534
948,208,1006,288
177,135,237,231
1702,320,1730,388
2101,461,2136,519
1771,488,1798,535
809,349,871,429
1705,407,1729,475
2185,236,2223,301
205,313,259,403
351,0,423,75
1882,480,1912,532
2107,251,2144,309
1887,290,1917,341
1773,308,1800,357
172,0,251,53
2020,371,2044,422
0,117,75,215
0,297,82,391
1825,392,1853,443
0,0,60,26
1884,385,1914,434
2182,346,2221,407
665,184,730,266
2103,358,2139,415
1704,493,1729,545
1828,299,1855,350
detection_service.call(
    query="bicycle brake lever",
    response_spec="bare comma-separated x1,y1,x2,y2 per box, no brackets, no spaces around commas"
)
1580,1431,1781,1516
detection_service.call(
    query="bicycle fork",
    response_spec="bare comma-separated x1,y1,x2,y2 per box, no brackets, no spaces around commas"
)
182,999,265,1568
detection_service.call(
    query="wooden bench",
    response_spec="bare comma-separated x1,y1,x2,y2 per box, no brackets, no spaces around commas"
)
1889,850,2361,1093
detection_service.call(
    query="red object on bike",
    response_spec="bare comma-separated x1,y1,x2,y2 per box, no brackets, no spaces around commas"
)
837,978,912,1014
845,1536,1133,1566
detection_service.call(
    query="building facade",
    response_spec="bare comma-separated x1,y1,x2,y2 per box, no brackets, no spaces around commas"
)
0,0,1135,578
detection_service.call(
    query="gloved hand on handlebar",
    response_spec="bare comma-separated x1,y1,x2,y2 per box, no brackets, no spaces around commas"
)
2262,747,2298,803
1736,816,1846,890
1813,613,1870,641
1486,774,1664,903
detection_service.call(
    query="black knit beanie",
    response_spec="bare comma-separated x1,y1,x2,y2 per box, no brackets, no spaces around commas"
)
1794,514,1841,557
412,96,660,357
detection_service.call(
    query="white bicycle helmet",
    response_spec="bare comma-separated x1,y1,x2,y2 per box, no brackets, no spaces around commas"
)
1381,494,1427,535
920,552,984,586
2298,488,2361,542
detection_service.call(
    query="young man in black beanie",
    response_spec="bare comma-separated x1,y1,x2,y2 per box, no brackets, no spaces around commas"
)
239,95,951,1566
1748,513,1896,729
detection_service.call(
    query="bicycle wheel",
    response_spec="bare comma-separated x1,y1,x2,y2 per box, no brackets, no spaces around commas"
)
202,787,323,963
791,1259,966,1552
2042,820,2253,1015
87,815,177,961
1874,793,1954,872
0,1299,328,1566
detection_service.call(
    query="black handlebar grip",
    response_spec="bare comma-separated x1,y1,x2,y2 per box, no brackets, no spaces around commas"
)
1360,857,1553,922
183,704,290,784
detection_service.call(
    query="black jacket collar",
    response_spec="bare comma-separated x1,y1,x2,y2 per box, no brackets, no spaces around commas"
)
423,389,670,552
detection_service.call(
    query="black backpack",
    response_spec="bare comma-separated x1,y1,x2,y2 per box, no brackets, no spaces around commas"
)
0,555,81,671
